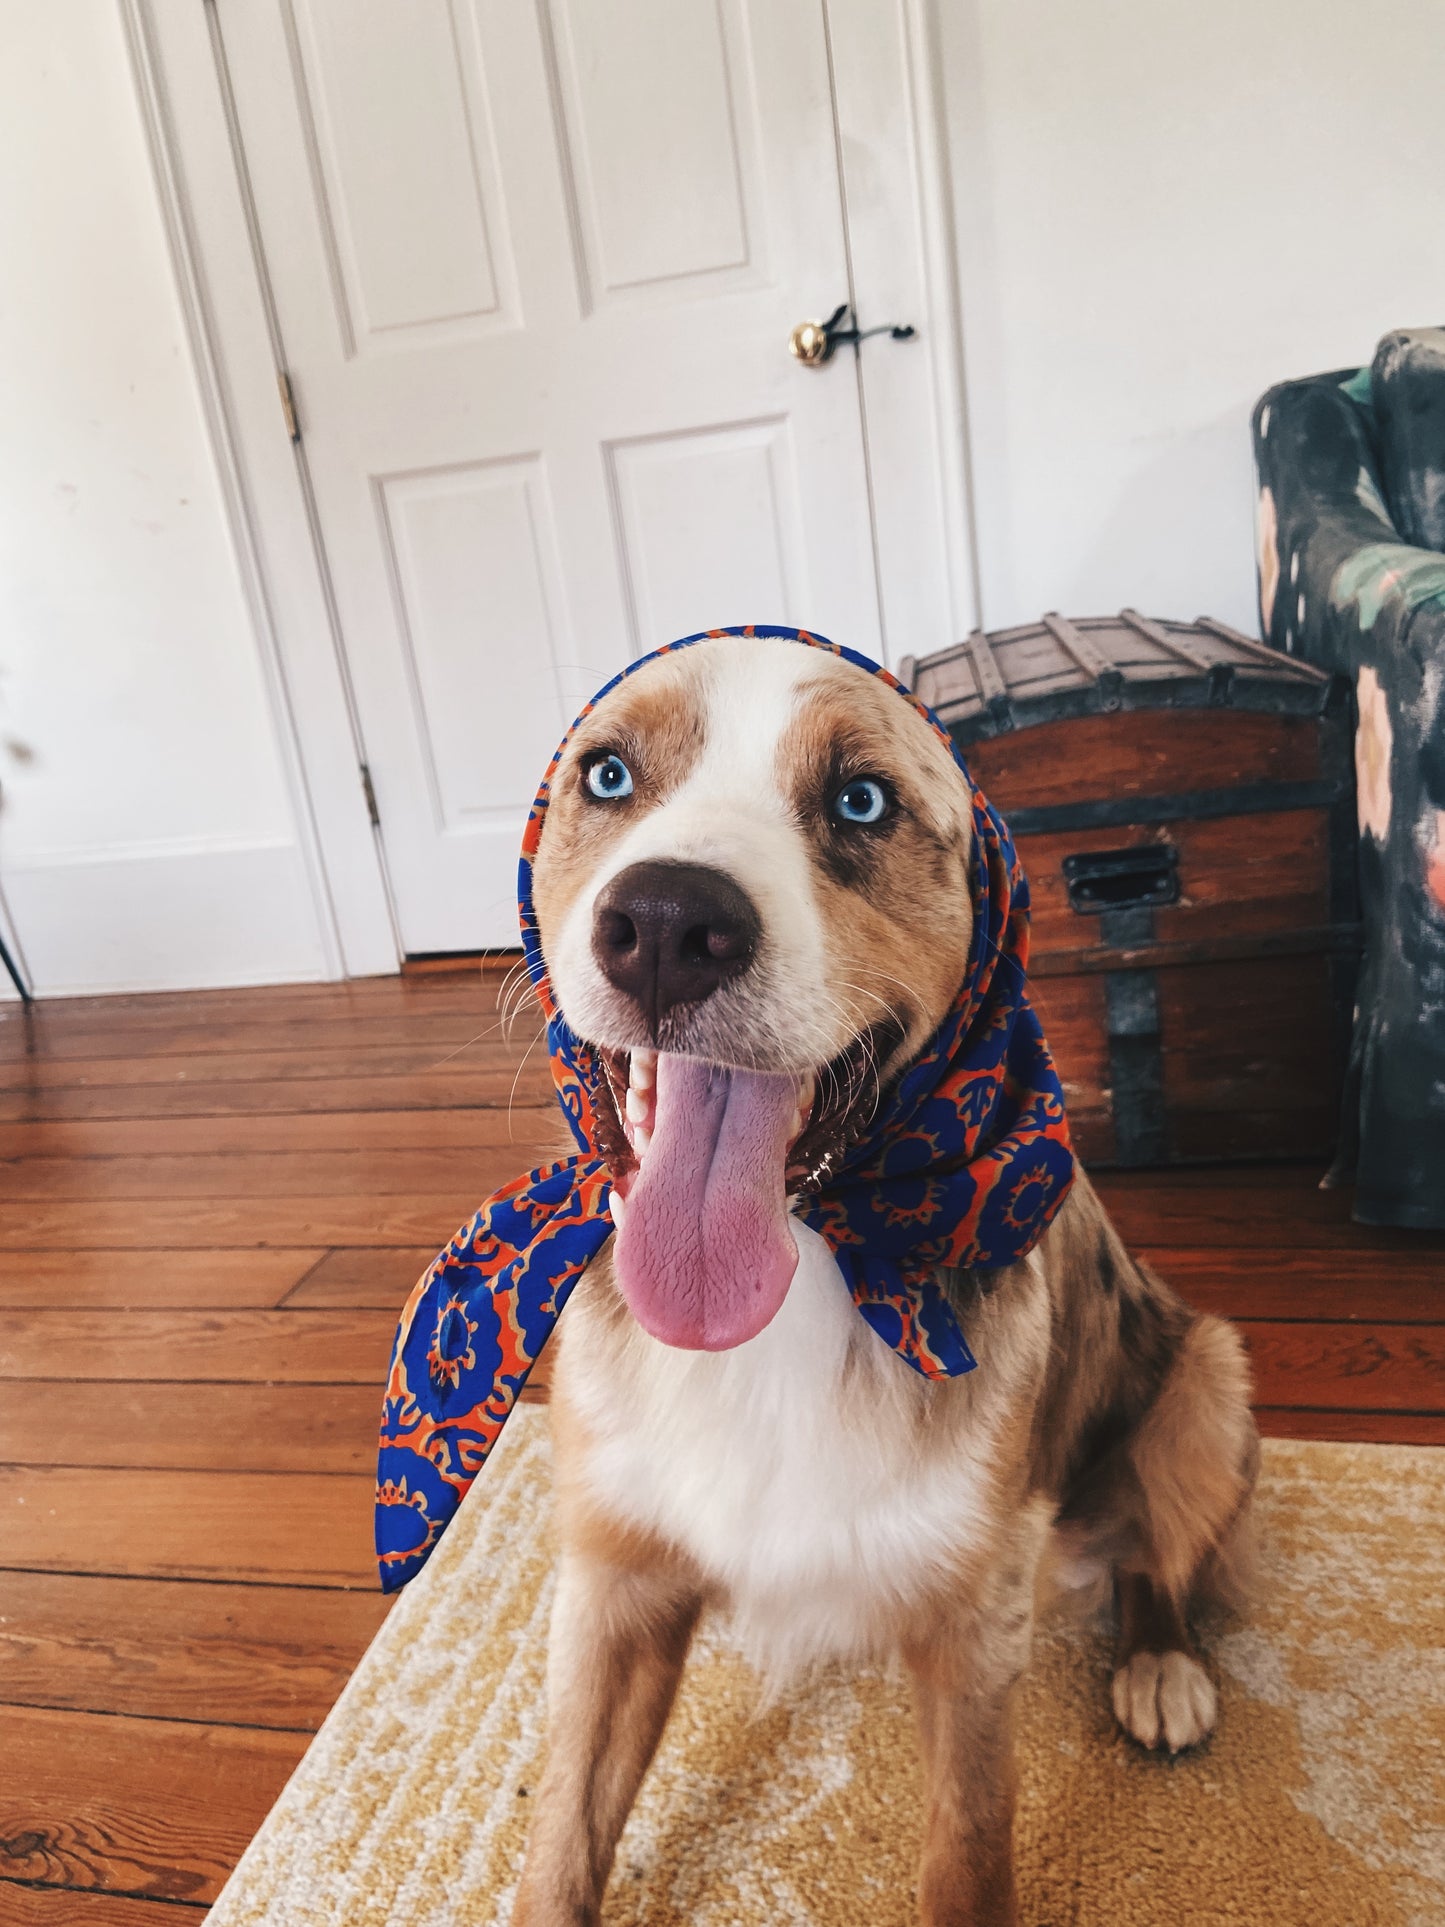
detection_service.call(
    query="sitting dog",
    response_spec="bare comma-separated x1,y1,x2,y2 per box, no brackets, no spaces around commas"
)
385,627,1257,1926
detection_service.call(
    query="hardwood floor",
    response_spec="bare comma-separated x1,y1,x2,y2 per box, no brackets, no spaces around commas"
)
0,966,1440,1920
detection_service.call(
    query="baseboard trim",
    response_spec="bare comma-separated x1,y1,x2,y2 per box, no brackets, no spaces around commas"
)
0,840,329,998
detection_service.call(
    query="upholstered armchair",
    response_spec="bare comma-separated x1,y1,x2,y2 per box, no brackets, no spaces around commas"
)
1253,327,1445,1229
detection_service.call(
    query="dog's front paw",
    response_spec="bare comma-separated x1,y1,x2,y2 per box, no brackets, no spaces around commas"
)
1111,1649,1216,1753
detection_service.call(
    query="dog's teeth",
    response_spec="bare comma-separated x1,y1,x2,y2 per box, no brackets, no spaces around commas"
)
799,1071,816,1112
625,1087,649,1125
633,1125,651,1156
609,1189,627,1229
630,1049,657,1090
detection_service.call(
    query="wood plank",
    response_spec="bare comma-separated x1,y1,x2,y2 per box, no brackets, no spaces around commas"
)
1240,1321,1445,1411
966,708,1323,810
0,1571,387,1728
0,1040,550,1093
1024,972,1114,1158
282,1245,436,1308
1255,1408,1445,1445
1157,954,1338,1135
0,1704,305,1903
3,972,1440,1925
0,1886,208,1924
1045,949,1345,1167
0,1009,541,1065
0,1310,397,1383
402,952,492,976
0,964,509,1031
0,1382,382,1472
0,975,547,1913
0,1071,553,1122
1104,1163,1336,1191
1029,924,1357,980
1021,811,1331,956
0,1146,531,1201
1138,1248,1445,1322
0,1467,376,1586
1096,1173,1445,1251
0,1248,323,1310
0,1106,555,1158
0,967,515,1030
0,967,489,1025
0,992,504,1037
1119,1199,1443,1252
0,1197,481,1250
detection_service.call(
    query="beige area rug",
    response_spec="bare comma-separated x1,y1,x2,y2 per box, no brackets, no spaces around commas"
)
208,1412,1444,1927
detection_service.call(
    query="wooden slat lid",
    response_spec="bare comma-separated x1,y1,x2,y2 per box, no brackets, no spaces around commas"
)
903,609,1332,741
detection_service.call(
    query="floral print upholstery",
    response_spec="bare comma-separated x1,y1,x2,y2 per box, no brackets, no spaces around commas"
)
1253,329,1445,1227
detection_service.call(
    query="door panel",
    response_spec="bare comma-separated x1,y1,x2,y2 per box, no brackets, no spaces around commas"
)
608,420,807,647
546,0,766,304
375,459,569,828
286,0,518,349
219,0,894,951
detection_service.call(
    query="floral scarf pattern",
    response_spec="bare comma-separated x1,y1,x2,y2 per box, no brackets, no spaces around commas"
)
376,627,1075,1592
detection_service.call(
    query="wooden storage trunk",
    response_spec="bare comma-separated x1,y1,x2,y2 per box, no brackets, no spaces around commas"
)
899,611,1360,1166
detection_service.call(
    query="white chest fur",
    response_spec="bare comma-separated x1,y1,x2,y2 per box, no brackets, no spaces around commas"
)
558,1221,1001,1679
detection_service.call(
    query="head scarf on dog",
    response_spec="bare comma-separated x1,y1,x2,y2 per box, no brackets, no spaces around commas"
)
376,627,1075,1592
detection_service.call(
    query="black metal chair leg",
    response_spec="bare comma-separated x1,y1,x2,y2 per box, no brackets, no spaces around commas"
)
0,928,32,1003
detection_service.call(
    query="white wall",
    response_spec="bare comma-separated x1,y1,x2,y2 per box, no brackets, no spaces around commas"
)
938,0,1445,634
4,2,1441,997
0,2,329,996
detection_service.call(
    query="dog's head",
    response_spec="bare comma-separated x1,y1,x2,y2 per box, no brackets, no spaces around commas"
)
531,635,975,1352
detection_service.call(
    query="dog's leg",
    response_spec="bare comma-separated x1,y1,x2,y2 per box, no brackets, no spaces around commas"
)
1111,1568,1218,1752
903,1533,1040,1927
1112,1312,1258,1754
512,1550,701,1927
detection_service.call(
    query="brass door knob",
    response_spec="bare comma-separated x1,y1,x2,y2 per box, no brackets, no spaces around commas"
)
789,302,916,368
789,318,831,366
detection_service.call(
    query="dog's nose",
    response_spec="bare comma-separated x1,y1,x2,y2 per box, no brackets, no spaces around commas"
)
592,860,761,1029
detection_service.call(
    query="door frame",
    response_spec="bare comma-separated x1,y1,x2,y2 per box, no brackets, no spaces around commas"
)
124,0,978,978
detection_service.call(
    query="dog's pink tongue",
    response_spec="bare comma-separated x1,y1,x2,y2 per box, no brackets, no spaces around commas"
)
615,1054,799,1351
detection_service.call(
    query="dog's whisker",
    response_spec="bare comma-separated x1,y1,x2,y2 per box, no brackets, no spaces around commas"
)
494,957,532,1012
841,965,927,1019
504,1022,548,1139
498,958,532,1000
500,983,538,1042
428,1014,521,1070
498,959,547,1041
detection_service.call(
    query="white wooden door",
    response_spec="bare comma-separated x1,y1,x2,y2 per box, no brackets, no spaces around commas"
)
217,0,932,953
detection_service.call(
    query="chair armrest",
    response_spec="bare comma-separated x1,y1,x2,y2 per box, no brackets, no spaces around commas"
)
1252,370,1405,677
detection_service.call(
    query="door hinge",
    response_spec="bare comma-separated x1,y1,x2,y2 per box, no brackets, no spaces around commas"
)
359,762,381,828
277,369,301,443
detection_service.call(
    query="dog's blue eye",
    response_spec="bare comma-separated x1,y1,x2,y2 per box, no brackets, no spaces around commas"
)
585,754,634,801
832,778,889,826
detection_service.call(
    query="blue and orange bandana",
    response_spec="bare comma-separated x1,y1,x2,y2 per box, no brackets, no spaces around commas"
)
376,627,1075,1592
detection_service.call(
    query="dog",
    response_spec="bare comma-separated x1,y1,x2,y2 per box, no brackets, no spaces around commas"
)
511,631,1257,1926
